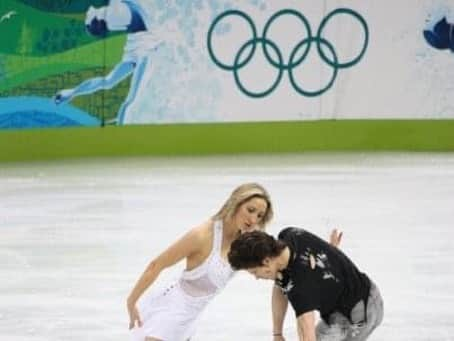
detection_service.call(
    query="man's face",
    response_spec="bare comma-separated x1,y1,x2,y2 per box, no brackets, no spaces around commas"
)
246,258,278,280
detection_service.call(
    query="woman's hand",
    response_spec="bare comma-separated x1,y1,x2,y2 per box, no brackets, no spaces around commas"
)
330,228,343,248
273,335,285,341
127,303,142,330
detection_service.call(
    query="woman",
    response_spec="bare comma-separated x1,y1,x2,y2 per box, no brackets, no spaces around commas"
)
127,183,273,341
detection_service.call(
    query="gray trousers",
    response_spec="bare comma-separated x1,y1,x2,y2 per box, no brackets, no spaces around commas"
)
316,282,384,341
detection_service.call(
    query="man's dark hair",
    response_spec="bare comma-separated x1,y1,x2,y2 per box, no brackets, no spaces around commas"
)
228,231,286,270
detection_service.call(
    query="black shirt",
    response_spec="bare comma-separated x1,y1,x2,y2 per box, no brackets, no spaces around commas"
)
276,227,371,323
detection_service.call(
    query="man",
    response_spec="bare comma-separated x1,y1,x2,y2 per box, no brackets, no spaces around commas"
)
228,227,383,341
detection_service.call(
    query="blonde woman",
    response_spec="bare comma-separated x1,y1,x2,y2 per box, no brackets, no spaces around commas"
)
127,183,273,341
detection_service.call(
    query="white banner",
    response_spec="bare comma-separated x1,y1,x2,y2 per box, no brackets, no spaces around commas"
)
79,0,454,123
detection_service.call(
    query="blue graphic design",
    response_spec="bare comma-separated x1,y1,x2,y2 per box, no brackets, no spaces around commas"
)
51,0,266,125
423,16,454,51
0,96,101,129
54,0,159,125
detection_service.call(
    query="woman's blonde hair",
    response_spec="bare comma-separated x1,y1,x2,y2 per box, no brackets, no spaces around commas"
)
213,183,273,228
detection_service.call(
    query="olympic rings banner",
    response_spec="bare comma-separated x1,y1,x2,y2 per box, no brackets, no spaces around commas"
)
207,8,369,99
1,0,454,129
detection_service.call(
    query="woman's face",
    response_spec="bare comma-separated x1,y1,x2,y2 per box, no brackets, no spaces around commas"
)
233,197,268,234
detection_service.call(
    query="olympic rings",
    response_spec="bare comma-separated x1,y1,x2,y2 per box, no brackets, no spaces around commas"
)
207,10,258,71
234,37,284,98
207,7,369,98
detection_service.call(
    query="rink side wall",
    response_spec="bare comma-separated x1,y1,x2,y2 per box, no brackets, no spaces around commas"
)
1,120,454,162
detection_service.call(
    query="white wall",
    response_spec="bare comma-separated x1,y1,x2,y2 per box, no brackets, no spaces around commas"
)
127,0,454,123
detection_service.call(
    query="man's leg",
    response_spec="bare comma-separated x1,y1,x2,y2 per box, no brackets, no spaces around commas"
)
316,283,384,341
344,283,384,340
316,313,348,340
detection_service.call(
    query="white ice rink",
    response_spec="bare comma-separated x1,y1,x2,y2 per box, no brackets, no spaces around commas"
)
1,153,454,341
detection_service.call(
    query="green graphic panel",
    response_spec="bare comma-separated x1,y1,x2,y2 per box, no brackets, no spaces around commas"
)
0,0,126,128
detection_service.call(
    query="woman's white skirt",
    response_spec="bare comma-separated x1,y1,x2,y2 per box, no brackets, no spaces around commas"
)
130,282,211,341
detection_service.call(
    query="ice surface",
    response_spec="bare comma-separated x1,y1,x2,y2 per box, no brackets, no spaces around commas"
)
1,153,453,340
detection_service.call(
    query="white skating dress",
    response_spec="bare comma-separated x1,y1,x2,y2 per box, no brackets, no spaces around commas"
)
131,220,234,341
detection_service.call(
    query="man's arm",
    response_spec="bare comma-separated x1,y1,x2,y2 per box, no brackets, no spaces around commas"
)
330,228,343,247
272,284,288,340
297,311,316,341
